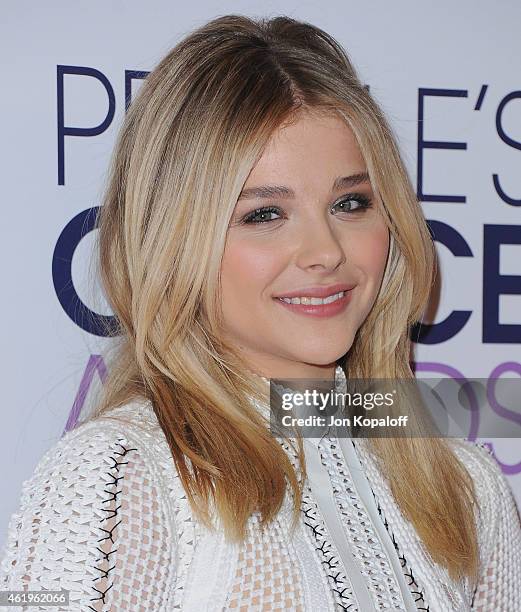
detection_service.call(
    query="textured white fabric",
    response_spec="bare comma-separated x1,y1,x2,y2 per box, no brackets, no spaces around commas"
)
1,368,520,611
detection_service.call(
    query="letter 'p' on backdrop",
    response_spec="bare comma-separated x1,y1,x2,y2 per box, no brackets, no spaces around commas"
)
2,1,520,546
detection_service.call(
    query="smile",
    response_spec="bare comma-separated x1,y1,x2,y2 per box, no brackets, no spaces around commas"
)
277,291,345,305
274,289,353,318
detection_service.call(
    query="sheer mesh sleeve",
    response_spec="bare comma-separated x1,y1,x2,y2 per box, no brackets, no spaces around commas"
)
467,443,521,611
0,422,176,611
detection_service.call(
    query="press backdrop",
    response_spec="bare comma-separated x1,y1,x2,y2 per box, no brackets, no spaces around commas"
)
2,0,520,547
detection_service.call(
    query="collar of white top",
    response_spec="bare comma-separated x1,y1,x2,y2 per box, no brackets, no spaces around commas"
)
246,365,347,440
248,364,347,390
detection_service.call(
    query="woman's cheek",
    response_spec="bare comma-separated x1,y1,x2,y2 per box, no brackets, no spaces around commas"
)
227,238,285,289
352,224,389,272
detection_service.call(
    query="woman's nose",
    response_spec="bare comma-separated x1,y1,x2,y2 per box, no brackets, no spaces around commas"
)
294,216,346,272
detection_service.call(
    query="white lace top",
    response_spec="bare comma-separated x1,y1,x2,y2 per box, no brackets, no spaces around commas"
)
1,367,520,611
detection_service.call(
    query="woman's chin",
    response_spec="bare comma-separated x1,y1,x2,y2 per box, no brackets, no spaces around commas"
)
286,346,352,370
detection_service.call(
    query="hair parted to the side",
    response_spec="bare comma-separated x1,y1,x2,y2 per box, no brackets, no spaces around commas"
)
92,14,479,584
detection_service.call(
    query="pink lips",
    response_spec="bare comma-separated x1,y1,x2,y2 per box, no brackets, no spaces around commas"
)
273,284,355,318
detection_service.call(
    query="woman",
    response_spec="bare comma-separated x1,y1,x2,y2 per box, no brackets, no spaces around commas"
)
1,14,520,611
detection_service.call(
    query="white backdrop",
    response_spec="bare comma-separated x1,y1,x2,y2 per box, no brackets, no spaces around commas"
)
2,0,520,548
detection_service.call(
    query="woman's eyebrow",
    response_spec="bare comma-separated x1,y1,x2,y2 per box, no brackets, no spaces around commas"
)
237,171,370,200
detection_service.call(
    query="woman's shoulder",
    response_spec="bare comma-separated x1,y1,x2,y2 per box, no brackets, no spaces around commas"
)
448,437,518,522
7,397,182,533
449,439,521,606
449,437,516,502
29,397,173,485
3,398,183,566
0,398,187,606
449,438,521,563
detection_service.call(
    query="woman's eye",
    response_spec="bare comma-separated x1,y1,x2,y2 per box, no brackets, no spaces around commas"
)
331,194,373,214
242,206,282,224
240,195,372,225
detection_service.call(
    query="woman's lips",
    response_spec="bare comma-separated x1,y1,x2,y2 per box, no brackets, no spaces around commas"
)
273,289,353,318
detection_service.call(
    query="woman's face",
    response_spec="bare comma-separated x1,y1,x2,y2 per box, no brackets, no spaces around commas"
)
220,110,390,380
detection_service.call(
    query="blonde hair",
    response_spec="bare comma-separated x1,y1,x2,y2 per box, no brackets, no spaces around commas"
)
92,14,479,583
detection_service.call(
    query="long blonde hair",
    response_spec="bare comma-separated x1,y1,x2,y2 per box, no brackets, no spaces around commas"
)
92,14,478,583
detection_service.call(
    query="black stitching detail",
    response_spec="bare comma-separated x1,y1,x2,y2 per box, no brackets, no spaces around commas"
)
282,435,433,610
279,438,358,610
101,489,122,504
89,581,113,603
99,503,122,520
97,519,122,544
278,437,357,610
92,563,116,580
105,472,124,487
94,546,118,564
374,496,431,611
325,438,426,610
300,488,357,610
89,439,137,611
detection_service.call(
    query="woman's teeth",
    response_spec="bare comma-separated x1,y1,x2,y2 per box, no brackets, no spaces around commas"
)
278,291,345,305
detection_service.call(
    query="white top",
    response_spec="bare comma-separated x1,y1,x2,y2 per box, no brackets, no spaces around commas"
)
1,366,520,611
303,435,417,611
